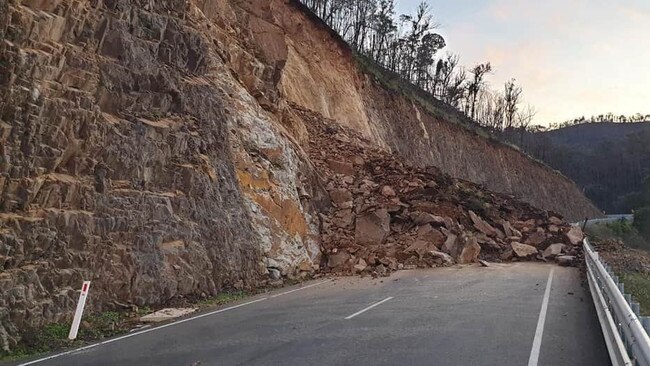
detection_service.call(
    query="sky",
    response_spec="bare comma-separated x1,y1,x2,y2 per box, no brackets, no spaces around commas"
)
395,0,650,126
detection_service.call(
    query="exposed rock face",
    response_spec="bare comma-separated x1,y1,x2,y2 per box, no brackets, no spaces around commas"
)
0,0,598,353
0,0,326,352
272,0,602,221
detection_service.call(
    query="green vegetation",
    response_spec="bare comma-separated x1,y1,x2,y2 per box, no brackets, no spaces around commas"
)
587,219,649,250
619,272,650,316
0,311,130,361
635,207,650,241
197,291,250,308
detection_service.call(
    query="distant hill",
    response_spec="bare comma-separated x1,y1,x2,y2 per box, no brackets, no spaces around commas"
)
542,122,650,151
523,122,650,214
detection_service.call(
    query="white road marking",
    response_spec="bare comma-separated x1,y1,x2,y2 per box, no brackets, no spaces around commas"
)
345,297,394,320
270,280,331,298
18,297,269,366
527,268,555,366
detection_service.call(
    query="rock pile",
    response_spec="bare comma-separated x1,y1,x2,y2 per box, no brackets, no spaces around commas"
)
294,105,584,276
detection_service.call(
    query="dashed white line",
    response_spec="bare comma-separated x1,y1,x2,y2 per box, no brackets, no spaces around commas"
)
18,297,269,366
345,297,394,320
527,268,555,366
270,280,331,298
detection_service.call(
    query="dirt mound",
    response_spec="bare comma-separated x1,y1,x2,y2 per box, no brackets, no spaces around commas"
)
594,239,650,273
294,105,583,276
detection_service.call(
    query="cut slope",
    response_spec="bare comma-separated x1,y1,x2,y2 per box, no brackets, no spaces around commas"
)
235,0,603,221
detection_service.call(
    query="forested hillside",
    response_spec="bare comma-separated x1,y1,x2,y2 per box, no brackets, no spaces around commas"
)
522,121,650,214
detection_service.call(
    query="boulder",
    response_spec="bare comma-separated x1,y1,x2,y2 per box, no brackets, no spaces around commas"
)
354,259,368,273
565,226,584,246
455,234,481,264
511,242,538,258
355,209,391,245
405,240,435,257
328,251,351,269
416,225,446,247
441,231,458,255
525,231,547,247
428,250,454,266
469,211,498,237
501,220,514,237
542,243,565,259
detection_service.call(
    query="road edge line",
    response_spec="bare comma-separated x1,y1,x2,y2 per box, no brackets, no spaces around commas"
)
527,267,555,366
17,297,269,366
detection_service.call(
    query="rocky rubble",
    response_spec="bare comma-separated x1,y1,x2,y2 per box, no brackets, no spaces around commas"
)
294,105,584,276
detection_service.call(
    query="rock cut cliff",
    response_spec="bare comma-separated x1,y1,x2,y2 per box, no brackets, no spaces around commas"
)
0,0,598,352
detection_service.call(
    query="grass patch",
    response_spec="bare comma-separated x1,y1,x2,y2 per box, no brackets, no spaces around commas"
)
619,272,650,316
586,219,649,250
0,311,131,361
197,291,250,308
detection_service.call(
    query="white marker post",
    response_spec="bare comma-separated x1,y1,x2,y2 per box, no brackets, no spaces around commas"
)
68,281,91,340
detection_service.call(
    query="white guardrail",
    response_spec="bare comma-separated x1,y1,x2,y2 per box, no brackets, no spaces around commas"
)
585,238,650,365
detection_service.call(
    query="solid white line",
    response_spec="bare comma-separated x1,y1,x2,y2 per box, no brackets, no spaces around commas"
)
345,297,394,320
527,268,555,366
269,280,331,298
18,297,269,366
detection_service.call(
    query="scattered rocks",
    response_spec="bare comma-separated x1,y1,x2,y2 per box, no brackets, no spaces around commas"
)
297,107,582,276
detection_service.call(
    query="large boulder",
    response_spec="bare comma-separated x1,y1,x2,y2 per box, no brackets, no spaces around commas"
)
542,243,566,259
416,225,446,247
355,208,391,245
453,234,481,264
469,211,499,237
565,226,584,246
511,242,538,258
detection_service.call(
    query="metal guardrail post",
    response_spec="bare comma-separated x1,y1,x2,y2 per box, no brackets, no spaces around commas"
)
584,238,650,366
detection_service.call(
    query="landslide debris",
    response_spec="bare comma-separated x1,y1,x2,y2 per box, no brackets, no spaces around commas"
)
293,105,583,276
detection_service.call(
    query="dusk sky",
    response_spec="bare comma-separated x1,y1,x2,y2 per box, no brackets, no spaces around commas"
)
396,0,650,126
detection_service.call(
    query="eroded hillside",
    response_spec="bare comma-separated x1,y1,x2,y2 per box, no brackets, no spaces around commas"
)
1,0,595,353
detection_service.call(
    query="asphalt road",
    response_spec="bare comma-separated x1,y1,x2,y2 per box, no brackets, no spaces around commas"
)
12,263,610,366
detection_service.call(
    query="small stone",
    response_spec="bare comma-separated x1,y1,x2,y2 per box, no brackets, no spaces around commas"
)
354,259,368,273
478,259,490,267
381,185,396,197
556,255,577,267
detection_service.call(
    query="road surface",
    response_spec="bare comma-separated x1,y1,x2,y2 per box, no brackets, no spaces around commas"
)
11,263,609,366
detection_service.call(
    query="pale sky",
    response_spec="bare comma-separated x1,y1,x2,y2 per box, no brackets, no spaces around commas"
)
396,0,650,126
